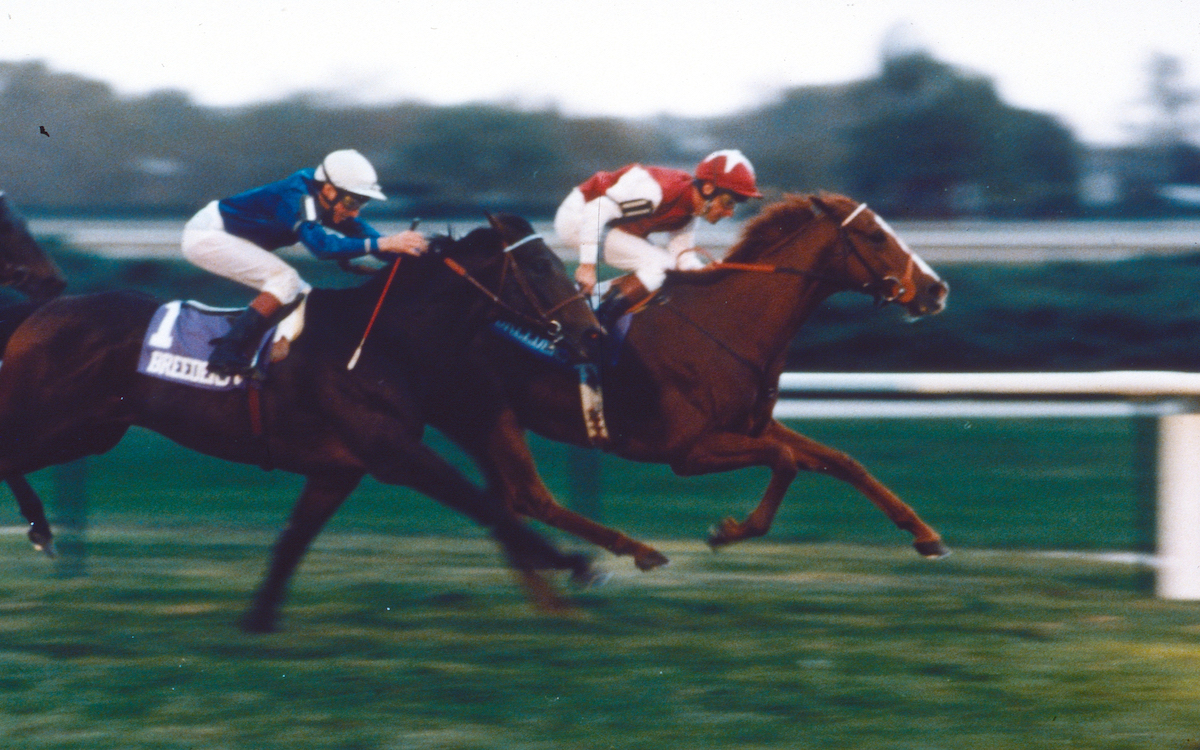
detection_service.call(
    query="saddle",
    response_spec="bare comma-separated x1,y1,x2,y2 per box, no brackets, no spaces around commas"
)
137,299,306,390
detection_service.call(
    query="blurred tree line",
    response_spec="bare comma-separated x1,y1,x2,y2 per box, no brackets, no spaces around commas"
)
2,52,1196,218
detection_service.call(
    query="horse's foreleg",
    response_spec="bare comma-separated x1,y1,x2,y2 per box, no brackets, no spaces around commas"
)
477,411,668,572
242,470,362,633
6,476,54,555
370,440,595,602
759,420,948,558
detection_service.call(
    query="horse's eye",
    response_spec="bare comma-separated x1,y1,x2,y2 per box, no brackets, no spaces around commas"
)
867,230,887,243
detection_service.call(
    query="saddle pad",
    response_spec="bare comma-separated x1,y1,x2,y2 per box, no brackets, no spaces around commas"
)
604,312,634,366
137,300,274,391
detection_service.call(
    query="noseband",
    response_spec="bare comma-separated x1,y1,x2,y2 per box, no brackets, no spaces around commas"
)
711,202,911,305
441,234,586,343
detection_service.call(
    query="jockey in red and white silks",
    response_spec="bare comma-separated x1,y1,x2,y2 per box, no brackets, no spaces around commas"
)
555,150,762,314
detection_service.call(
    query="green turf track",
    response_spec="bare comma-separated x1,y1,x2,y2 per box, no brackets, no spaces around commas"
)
0,535,1197,750
1,415,1189,749
17,415,1152,552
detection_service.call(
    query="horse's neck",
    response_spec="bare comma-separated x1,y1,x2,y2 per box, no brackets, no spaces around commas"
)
655,227,837,372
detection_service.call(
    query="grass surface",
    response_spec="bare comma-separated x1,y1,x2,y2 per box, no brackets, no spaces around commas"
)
1,532,1197,749
16,415,1150,553
0,415,1181,748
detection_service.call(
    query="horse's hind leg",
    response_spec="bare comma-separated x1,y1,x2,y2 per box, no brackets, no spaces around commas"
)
0,419,129,557
6,476,54,555
242,470,363,633
666,430,799,547
710,420,948,558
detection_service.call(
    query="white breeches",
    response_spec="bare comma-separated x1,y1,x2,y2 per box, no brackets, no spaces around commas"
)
554,189,701,292
181,201,311,304
601,229,704,291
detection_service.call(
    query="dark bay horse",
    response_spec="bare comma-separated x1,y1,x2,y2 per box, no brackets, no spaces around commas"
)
0,194,66,304
447,194,952,569
0,206,603,631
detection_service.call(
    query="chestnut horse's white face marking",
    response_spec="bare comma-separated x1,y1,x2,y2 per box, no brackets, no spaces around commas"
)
873,212,941,283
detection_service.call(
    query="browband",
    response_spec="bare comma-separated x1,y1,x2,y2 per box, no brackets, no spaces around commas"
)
841,203,869,227
504,233,544,252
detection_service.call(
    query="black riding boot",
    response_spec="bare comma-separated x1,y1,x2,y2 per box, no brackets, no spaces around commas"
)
596,274,651,332
208,307,271,378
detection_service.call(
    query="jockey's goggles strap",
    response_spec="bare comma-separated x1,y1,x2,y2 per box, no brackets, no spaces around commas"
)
503,233,544,252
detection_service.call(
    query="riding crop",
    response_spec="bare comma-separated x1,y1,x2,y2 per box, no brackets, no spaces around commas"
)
347,220,417,370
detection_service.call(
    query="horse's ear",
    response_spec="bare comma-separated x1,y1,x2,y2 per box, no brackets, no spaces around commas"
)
484,211,500,232
809,193,836,220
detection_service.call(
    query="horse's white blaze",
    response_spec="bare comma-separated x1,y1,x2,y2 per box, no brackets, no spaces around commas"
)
875,214,940,281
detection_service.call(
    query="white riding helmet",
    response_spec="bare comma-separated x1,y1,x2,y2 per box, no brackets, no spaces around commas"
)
314,149,387,201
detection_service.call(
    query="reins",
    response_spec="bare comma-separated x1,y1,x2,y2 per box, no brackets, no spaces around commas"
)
442,249,581,341
653,200,905,381
347,230,579,369
700,201,904,304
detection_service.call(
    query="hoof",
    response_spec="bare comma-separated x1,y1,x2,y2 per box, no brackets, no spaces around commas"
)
567,554,612,588
634,549,671,571
707,518,743,550
914,540,952,559
27,529,56,558
573,567,614,589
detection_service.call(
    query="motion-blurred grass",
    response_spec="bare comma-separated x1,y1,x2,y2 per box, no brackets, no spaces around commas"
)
19,415,1149,553
0,415,1189,749
0,533,1196,750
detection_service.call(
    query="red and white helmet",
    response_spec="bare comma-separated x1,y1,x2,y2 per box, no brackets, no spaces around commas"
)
694,149,762,199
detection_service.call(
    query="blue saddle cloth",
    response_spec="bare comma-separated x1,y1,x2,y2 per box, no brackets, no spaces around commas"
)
603,312,635,366
136,301,275,391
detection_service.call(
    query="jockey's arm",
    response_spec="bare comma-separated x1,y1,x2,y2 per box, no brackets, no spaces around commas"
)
297,222,426,259
297,221,380,260
574,196,624,295
665,225,704,269
376,231,427,256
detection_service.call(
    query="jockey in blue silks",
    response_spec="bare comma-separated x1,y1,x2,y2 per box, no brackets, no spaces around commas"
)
181,148,427,377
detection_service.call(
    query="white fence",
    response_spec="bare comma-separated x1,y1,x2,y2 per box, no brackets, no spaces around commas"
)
774,371,1200,600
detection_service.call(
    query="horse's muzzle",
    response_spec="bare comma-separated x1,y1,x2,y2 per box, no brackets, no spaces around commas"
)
565,325,606,366
906,280,949,317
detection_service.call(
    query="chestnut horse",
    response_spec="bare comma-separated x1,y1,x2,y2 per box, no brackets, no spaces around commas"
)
0,209,603,631
442,194,951,569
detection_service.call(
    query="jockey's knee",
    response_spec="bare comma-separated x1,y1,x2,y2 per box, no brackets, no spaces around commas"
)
634,266,667,293
262,269,308,306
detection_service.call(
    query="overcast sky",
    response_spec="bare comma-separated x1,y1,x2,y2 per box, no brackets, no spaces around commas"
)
3,0,1198,145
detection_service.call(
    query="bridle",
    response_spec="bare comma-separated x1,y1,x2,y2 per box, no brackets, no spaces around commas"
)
348,230,589,370
658,200,918,386
441,232,588,344
703,201,913,306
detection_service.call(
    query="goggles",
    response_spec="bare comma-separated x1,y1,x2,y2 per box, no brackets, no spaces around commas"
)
332,189,370,211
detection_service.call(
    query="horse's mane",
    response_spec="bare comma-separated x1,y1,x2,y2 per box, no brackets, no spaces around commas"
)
721,194,821,264
663,194,821,287
374,227,504,301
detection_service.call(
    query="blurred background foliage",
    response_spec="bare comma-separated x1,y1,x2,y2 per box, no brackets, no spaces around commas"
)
4,240,1199,373
5,49,1198,219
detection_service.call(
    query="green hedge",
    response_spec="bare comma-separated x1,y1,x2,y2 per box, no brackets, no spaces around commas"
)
13,242,1200,373
788,253,1200,372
